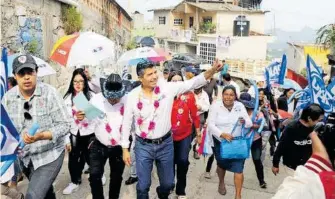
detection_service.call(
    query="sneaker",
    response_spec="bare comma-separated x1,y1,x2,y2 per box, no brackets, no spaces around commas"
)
193,151,200,159
102,174,106,186
260,182,267,189
178,196,187,199
204,172,211,179
63,183,79,195
125,177,138,185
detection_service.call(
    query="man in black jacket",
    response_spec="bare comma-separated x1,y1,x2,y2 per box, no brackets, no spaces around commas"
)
272,104,325,176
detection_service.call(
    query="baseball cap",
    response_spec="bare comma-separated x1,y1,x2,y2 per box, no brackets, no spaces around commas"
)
12,54,38,74
163,68,170,74
184,66,197,74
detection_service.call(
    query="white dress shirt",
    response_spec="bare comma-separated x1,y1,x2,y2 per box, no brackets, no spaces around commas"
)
64,92,96,137
288,101,295,114
208,100,252,142
121,73,207,148
89,77,101,93
91,93,127,147
195,91,210,115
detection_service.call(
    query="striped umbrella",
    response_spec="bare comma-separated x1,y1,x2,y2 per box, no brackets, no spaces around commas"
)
50,32,115,67
117,47,171,66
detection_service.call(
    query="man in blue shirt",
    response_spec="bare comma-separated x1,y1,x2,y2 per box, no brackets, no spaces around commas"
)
219,60,229,85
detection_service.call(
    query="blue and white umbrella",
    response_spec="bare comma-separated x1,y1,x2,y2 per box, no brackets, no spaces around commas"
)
7,54,56,77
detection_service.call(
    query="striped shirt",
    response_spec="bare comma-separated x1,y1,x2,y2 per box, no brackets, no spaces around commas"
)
2,83,70,169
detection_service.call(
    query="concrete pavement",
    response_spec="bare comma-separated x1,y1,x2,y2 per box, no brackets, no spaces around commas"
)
3,147,288,199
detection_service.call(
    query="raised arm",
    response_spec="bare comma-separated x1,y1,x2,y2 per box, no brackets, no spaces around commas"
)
170,59,223,96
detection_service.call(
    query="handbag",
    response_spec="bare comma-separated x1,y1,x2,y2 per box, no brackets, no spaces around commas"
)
220,121,250,159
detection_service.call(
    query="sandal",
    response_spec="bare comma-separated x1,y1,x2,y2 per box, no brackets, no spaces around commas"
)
218,183,226,195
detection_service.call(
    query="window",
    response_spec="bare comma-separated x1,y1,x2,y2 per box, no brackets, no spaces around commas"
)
168,43,180,53
159,17,166,25
199,42,216,64
174,19,183,25
203,17,212,23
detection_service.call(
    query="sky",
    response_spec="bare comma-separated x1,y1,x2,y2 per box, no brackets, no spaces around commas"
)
116,0,335,31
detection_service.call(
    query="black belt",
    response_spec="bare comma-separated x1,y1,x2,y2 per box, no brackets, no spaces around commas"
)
136,132,171,144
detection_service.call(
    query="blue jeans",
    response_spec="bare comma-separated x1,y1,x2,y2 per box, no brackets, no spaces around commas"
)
173,135,192,196
135,135,174,199
23,151,64,199
11,158,22,182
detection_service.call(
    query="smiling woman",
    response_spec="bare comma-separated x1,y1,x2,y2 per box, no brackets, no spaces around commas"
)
207,85,253,199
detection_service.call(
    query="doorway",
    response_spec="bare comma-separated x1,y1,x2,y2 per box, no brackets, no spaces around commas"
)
189,17,194,28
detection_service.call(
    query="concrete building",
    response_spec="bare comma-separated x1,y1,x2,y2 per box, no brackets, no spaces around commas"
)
131,11,155,37
286,42,330,74
149,0,273,65
1,0,132,93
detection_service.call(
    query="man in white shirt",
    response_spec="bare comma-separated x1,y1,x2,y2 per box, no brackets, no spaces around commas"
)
222,73,240,97
89,74,127,199
121,60,223,199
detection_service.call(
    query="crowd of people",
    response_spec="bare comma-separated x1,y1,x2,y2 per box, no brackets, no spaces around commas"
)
1,54,334,199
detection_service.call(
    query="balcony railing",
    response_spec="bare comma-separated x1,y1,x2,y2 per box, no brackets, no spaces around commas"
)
169,29,197,42
226,59,270,80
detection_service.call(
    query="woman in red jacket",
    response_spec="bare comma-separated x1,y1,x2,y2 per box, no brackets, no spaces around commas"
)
168,71,201,198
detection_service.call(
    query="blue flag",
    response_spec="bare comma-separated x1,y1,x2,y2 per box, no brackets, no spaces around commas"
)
0,48,20,182
265,54,287,87
306,55,334,113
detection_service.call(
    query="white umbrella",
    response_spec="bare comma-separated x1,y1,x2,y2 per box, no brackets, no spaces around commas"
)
117,47,171,66
7,54,56,77
50,32,116,67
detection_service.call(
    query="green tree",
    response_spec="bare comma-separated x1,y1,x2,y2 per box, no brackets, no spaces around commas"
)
62,6,83,35
316,23,335,53
26,39,39,55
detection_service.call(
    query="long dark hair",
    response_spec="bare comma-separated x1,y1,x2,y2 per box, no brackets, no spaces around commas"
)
167,71,184,82
264,86,278,113
64,68,92,101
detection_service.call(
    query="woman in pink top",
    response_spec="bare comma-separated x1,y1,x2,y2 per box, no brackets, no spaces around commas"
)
239,92,267,189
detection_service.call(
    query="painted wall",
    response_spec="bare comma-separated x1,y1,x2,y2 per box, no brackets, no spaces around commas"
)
286,44,331,74
197,35,272,60
216,12,266,35
153,10,172,38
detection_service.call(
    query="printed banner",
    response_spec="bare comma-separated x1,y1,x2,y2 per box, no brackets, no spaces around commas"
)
306,55,334,112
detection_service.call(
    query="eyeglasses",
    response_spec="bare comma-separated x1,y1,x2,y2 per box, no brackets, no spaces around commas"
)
73,80,84,85
24,101,32,120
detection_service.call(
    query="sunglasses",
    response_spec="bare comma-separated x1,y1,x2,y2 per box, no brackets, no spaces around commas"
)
24,101,32,120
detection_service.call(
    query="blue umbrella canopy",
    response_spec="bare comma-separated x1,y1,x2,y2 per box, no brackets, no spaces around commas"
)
139,37,155,47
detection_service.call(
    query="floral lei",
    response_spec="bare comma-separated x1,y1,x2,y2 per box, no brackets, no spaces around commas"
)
104,105,124,146
137,86,162,138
